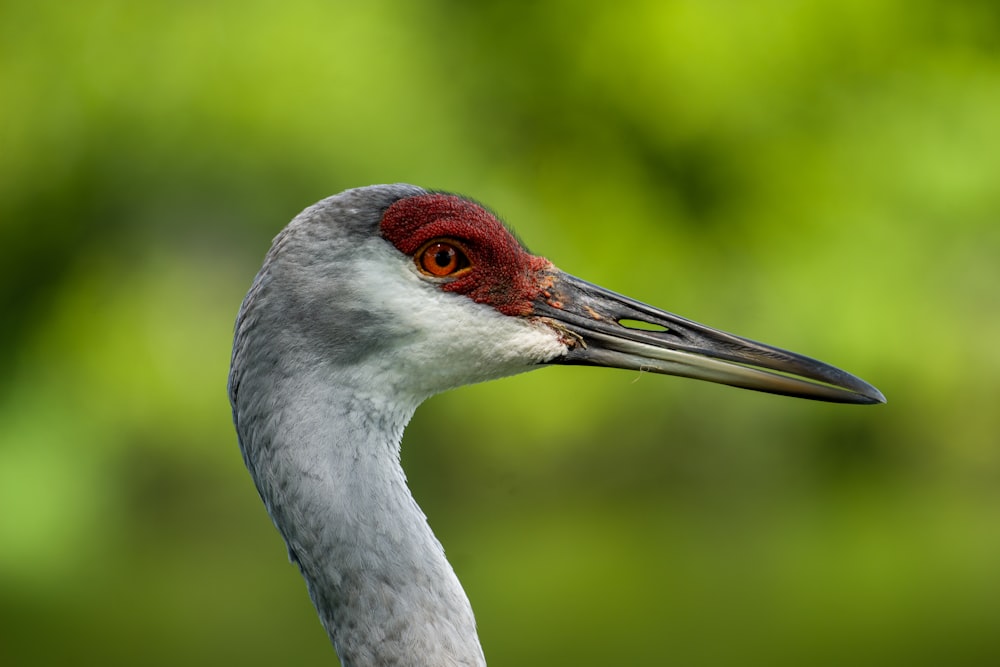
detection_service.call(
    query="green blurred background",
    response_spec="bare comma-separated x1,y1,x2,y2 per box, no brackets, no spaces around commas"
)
2,0,999,665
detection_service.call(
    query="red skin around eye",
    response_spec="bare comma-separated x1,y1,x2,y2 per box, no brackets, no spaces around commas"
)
380,194,553,316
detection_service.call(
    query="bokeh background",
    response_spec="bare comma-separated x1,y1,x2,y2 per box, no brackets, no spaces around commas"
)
2,1,999,665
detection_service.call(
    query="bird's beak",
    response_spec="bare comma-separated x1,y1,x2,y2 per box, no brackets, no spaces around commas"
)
532,271,885,405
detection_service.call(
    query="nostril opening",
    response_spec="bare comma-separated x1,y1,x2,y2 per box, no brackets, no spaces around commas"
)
618,318,670,333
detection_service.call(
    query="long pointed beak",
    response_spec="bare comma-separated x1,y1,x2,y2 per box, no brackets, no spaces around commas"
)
533,272,885,405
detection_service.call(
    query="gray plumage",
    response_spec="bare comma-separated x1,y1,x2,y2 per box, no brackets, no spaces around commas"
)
229,184,884,666
230,185,487,665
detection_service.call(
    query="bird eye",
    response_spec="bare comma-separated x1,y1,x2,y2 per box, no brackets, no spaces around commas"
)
416,240,470,278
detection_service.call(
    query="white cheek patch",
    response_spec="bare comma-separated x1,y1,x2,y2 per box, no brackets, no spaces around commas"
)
351,242,567,397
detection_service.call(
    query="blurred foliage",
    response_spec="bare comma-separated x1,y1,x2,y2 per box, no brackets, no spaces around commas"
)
2,0,999,665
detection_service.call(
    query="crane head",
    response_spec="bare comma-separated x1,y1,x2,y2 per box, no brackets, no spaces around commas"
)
244,184,884,405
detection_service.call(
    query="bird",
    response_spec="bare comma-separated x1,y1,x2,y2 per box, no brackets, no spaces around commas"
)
228,183,884,666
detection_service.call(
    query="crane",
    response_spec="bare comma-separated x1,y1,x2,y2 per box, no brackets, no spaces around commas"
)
228,184,884,666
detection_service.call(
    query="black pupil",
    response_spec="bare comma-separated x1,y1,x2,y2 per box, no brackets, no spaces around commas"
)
434,248,453,267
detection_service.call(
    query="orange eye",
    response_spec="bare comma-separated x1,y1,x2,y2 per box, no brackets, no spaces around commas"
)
417,241,470,278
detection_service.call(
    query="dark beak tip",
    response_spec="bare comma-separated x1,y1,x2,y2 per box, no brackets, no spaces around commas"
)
865,386,888,405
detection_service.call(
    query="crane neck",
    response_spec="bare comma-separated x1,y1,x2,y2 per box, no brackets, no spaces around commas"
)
233,361,486,667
